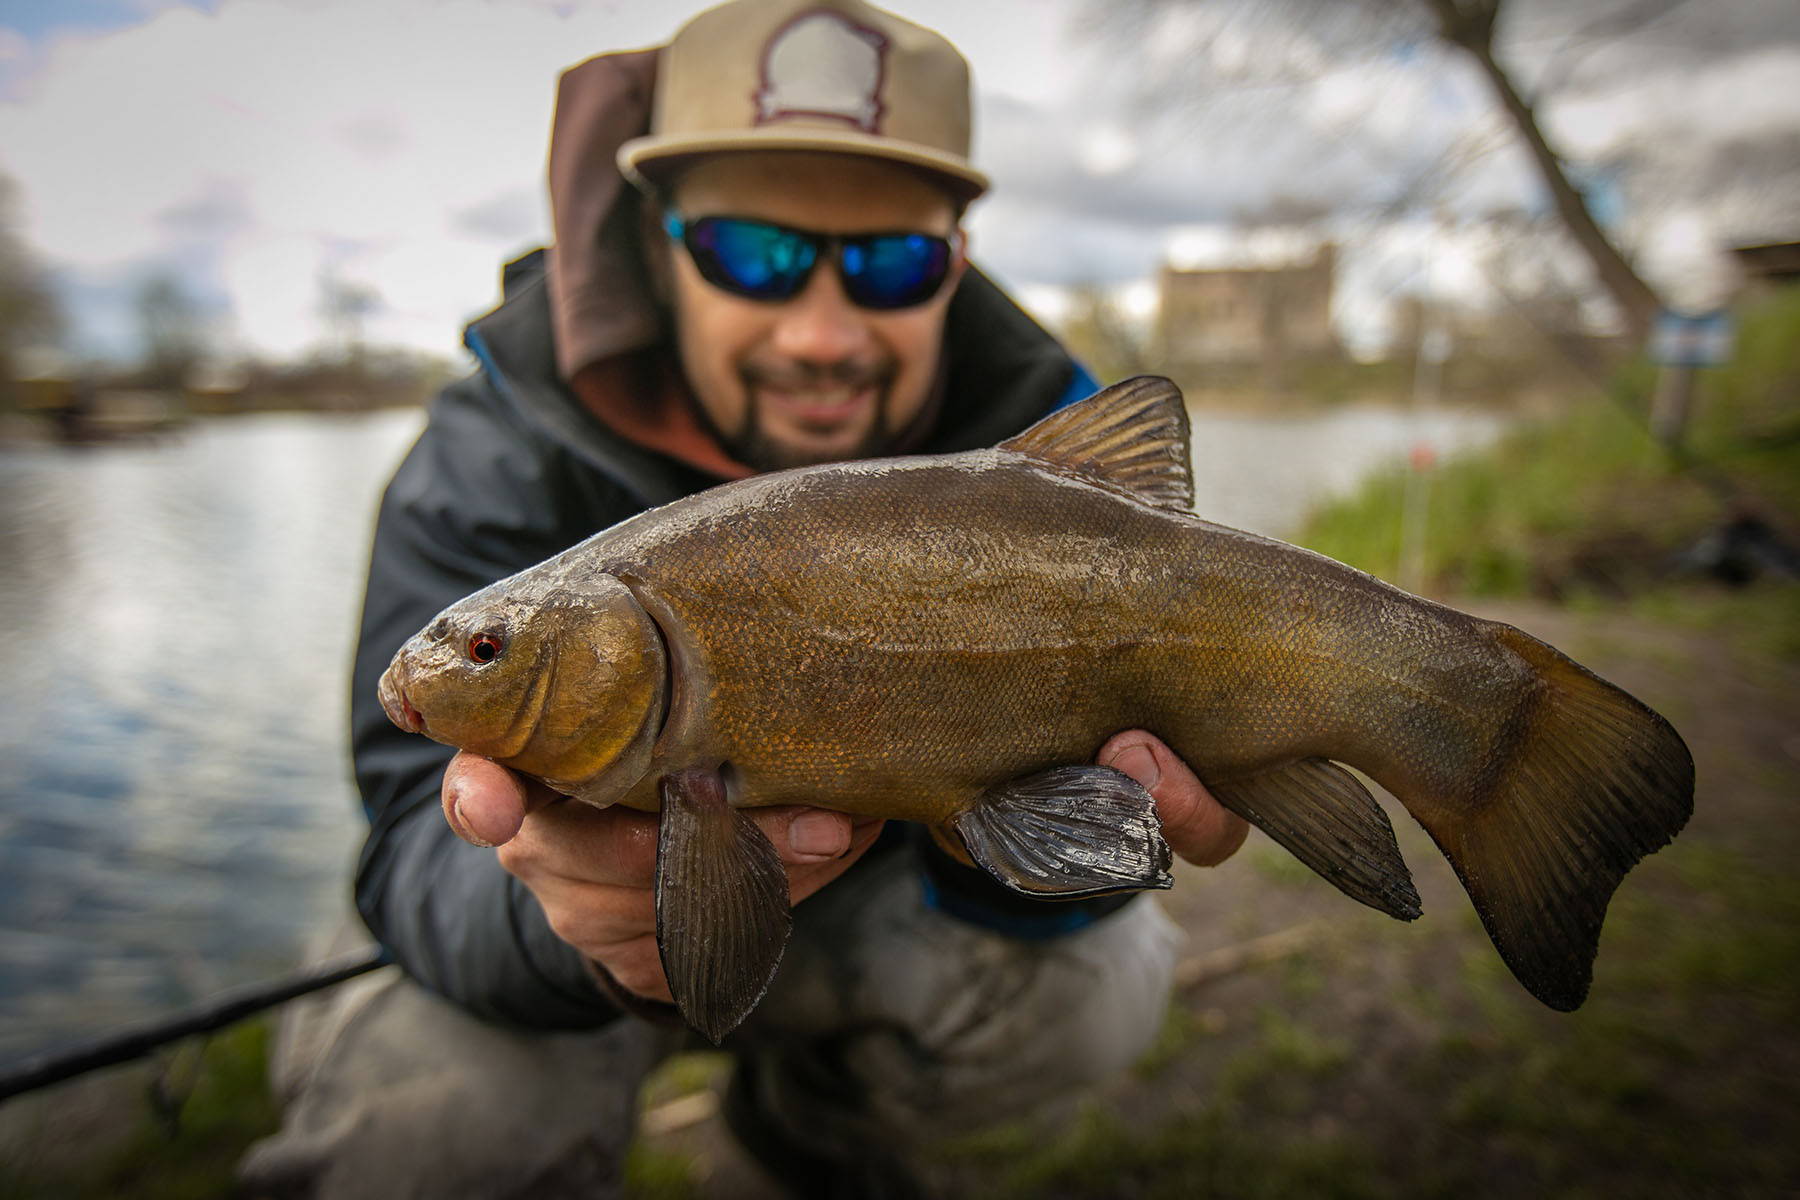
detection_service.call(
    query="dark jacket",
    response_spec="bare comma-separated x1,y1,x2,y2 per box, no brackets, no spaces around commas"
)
349,249,1104,1027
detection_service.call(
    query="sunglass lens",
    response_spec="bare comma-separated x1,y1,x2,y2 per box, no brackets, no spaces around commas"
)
691,218,816,300
841,234,951,308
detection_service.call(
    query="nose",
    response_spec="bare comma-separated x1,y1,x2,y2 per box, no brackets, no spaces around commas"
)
767,264,874,365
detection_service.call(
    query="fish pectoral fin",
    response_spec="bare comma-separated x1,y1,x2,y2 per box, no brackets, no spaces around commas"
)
654,768,793,1044
951,765,1175,899
1210,758,1422,922
998,376,1194,511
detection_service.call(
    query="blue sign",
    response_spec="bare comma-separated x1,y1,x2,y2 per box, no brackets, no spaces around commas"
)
1652,310,1735,367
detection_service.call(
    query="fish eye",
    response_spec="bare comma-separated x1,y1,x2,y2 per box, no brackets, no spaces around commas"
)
467,633,504,665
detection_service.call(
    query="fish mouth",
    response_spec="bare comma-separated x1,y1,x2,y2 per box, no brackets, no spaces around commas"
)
379,668,425,734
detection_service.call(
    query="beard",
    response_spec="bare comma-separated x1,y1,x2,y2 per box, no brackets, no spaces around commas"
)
726,357,897,473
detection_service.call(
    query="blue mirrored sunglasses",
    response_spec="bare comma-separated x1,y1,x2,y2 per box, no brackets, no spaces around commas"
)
663,211,957,310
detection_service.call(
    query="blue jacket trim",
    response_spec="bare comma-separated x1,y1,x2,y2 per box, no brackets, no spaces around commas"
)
918,873,1107,941
1051,362,1102,412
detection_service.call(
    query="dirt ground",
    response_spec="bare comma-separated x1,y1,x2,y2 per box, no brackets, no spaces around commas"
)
634,594,1800,1199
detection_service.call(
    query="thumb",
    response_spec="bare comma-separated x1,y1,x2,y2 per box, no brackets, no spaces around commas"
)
442,752,559,847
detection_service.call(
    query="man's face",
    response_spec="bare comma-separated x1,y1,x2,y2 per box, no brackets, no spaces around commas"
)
656,152,965,472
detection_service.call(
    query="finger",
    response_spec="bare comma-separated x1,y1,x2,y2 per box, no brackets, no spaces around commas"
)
1099,730,1249,868
747,805,858,866
528,875,658,956
788,818,886,904
442,752,559,848
592,935,673,1004
499,799,662,889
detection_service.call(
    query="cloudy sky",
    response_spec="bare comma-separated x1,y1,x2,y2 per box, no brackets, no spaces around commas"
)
1,0,1795,364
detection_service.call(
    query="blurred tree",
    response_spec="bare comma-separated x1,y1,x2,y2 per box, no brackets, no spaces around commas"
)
1058,282,1149,384
1420,0,1661,341
0,175,63,403
135,271,205,391
1091,0,1669,346
320,275,381,372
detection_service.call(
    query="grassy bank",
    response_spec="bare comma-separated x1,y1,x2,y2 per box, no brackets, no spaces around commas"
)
0,1021,279,1199
1297,290,1800,608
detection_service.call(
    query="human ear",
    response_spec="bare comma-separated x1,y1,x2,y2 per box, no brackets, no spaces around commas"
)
945,225,970,292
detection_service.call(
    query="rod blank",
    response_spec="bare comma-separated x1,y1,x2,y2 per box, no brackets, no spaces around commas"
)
0,945,390,1104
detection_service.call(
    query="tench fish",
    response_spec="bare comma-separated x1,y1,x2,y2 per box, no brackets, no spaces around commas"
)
379,376,1693,1041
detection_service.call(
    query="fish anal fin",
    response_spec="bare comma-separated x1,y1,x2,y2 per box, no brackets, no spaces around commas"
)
1411,623,1694,1012
999,376,1194,511
655,767,792,1043
952,765,1174,899
1211,758,1422,921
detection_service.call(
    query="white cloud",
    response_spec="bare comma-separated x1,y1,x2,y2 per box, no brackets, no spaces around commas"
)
0,0,1105,361
0,0,677,359
0,0,1794,364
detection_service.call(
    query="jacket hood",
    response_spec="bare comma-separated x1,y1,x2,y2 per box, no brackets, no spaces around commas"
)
546,49,664,382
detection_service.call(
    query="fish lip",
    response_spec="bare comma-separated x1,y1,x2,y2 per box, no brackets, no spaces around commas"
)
379,669,425,734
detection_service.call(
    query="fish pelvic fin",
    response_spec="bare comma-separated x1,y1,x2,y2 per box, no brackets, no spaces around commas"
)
999,376,1194,511
1210,758,1422,921
951,765,1175,899
655,768,793,1043
1416,624,1694,1012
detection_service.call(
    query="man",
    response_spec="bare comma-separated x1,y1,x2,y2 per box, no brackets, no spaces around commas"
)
243,1,1247,1196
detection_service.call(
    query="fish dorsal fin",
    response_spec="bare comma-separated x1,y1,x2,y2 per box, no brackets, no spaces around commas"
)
999,376,1193,511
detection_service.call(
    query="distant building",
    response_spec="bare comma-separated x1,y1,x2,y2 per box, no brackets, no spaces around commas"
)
1156,244,1341,372
1730,241,1800,295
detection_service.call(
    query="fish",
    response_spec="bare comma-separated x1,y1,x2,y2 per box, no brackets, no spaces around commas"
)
379,376,1694,1042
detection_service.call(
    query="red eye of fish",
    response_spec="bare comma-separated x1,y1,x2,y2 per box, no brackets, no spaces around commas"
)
468,634,504,664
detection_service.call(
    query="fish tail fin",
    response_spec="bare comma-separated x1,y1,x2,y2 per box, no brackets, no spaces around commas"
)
1424,623,1693,1011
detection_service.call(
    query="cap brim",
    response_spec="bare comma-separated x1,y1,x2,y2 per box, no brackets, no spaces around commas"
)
618,126,989,203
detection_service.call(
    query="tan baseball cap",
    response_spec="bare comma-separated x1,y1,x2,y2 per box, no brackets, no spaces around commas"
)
618,0,989,202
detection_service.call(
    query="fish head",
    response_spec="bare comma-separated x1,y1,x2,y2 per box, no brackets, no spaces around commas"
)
379,571,668,792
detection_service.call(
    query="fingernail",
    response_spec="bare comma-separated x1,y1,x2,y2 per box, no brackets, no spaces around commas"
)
789,811,849,858
452,796,495,848
1107,744,1161,789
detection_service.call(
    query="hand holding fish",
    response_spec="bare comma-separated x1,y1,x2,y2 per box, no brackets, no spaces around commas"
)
439,730,1245,1003
443,750,885,1002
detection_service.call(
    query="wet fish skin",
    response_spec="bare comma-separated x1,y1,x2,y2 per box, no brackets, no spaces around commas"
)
381,377,1693,1037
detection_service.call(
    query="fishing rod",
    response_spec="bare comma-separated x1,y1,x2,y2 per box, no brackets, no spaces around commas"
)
0,944,390,1104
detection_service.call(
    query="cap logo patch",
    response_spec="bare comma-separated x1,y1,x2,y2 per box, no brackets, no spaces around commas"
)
754,10,888,133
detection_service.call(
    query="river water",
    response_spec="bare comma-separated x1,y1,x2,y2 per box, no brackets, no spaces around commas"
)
0,402,1506,1060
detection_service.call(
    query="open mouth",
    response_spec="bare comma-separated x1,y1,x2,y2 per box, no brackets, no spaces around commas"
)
759,385,875,432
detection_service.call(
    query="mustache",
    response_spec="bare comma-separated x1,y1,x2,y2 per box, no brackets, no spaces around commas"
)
740,358,894,392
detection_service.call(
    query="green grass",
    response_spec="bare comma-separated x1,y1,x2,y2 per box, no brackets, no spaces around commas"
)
623,1143,702,1200
1412,833,1800,1195
946,1099,1385,1200
0,1021,279,1200
1298,290,1800,603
